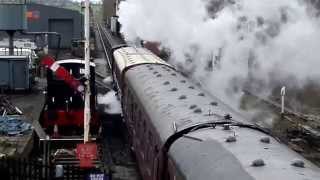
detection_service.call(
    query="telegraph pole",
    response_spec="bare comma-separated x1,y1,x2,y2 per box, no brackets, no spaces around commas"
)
84,0,91,143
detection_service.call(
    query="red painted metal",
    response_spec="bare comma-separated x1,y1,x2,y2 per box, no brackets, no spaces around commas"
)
42,110,98,128
76,143,98,168
41,56,84,93
41,56,99,135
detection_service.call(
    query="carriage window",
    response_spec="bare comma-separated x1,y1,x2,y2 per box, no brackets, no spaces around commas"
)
136,109,141,133
132,103,137,128
147,131,153,162
130,102,134,124
136,109,142,125
148,131,153,144
143,121,146,134
141,120,147,151
128,92,133,121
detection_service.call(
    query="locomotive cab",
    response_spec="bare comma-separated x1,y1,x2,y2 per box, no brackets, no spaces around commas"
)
41,59,98,135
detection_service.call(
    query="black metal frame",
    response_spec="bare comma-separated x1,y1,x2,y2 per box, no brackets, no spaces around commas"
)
0,157,90,180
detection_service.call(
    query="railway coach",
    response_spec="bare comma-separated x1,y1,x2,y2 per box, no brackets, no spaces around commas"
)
112,46,320,180
99,26,320,180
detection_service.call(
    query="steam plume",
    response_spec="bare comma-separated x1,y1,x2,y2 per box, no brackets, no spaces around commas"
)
118,0,320,109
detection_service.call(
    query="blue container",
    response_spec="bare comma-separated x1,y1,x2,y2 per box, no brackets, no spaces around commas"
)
0,56,30,90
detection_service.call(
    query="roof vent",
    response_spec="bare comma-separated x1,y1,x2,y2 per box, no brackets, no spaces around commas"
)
189,86,195,89
260,137,270,144
170,88,178,92
225,136,236,143
156,74,162,78
224,114,232,120
291,159,305,168
223,124,231,130
171,73,177,76
198,93,205,97
163,81,170,85
210,102,218,106
194,108,202,114
178,95,187,100
189,105,197,109
251,159,265,167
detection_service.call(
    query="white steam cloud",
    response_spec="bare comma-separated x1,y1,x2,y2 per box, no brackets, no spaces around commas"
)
118,0,320,109
98,91,122,114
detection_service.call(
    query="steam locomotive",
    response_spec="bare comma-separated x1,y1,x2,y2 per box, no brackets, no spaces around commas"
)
99,25,320,180
41,57,99,135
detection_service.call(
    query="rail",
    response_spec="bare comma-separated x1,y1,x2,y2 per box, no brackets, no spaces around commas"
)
95,72,113,90
96,23,124,95
96,23,113,70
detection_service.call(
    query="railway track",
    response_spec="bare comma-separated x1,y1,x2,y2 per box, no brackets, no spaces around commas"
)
95,22,141,180
95,72,112,91
240,89,320,166
243,89,320,137
96,23,113,70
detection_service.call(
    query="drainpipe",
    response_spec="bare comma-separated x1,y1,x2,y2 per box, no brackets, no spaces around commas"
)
44,34,48,54
6,30,15,56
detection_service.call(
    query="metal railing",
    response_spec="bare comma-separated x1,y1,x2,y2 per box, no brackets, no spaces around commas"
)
0,157,90,180
0,47,31,56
